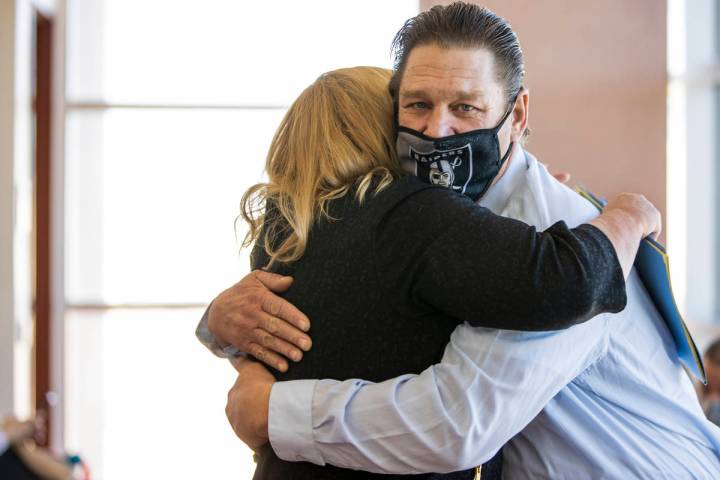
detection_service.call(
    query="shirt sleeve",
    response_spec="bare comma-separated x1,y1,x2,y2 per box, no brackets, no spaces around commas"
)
268,317,610,473
375,187,627,331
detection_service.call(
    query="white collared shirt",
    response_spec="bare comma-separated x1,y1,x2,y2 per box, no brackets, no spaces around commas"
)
267,148,720,478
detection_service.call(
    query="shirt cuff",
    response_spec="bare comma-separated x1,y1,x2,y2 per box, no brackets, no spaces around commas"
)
0,431,9,455
268,379,324,466
195,305,246,359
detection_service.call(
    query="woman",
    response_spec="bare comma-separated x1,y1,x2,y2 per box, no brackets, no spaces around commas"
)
239,67,656,479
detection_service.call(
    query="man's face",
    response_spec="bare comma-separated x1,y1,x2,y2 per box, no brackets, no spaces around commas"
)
397,44,528,156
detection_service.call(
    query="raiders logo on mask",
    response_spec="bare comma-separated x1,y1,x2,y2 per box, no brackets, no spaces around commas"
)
408,145,473,193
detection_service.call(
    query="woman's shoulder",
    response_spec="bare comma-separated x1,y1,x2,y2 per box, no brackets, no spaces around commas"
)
372,175,477,209
373,176,485,219
369,176,501,248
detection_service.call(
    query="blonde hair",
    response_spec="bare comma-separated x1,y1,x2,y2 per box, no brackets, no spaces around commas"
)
241,66,401,266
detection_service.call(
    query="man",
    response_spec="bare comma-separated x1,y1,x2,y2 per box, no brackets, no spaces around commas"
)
199,3,720,478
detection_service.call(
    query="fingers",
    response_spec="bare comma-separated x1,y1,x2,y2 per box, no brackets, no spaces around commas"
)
543,163,571,185
260,312,311,351
261,291,310,332
553,172,571,184
253,270,294,293
253,327,305,362
236,310,311,370
209,270,311,367
248,342,289,372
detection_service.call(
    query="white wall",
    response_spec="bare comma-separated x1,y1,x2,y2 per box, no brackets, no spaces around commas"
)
0,0,39,418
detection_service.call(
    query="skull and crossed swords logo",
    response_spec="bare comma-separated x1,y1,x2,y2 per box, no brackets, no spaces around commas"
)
409,144,473,193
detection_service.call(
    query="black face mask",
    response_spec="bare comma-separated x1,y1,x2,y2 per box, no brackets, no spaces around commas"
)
396,103,515,202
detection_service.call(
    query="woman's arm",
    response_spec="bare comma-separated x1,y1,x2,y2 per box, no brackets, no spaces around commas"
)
375,187,659,331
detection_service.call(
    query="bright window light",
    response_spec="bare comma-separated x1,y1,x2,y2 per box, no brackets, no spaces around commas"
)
63,1,419,479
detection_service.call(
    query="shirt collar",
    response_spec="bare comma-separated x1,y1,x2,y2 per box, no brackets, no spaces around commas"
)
478,146,528,213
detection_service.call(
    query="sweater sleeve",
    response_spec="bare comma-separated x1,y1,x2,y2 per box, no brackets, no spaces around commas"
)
374,186,626,331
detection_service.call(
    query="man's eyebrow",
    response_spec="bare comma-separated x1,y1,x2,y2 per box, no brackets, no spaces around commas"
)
399,89,431,99
399,89,487,102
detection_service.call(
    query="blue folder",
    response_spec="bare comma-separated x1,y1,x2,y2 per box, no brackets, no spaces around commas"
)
575,186,706,383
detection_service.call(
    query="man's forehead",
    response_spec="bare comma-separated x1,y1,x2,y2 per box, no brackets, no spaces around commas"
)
399,75,503,106
399,45,503,101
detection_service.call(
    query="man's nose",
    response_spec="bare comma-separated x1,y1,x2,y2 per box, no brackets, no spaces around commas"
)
423,108,456,138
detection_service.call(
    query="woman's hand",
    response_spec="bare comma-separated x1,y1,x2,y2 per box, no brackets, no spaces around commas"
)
590,192,661,278
603,192,662,239
552,172,571,184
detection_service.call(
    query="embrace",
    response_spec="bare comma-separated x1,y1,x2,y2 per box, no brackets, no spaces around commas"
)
197,3,720,479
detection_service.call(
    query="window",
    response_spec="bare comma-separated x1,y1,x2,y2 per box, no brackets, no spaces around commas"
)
61,1,419,478
667,0,720,329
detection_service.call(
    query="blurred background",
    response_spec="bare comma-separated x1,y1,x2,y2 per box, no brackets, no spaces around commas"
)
0,0,717,478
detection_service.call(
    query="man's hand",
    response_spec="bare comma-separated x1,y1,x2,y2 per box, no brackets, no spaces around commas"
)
226,358,274,451
208,270,312,372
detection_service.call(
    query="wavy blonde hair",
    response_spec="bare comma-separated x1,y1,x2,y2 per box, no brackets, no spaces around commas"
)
240,66,401,266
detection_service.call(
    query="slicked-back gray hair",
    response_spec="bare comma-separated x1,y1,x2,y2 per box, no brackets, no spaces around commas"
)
389,2,525,107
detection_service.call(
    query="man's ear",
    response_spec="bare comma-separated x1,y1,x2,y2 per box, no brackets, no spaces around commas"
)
511,87,529,142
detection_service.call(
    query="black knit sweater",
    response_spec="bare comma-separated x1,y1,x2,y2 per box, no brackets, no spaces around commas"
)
251,176,626,480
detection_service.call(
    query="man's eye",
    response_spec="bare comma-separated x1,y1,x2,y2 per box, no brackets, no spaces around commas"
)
455,104,477,112
407,102,429,109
